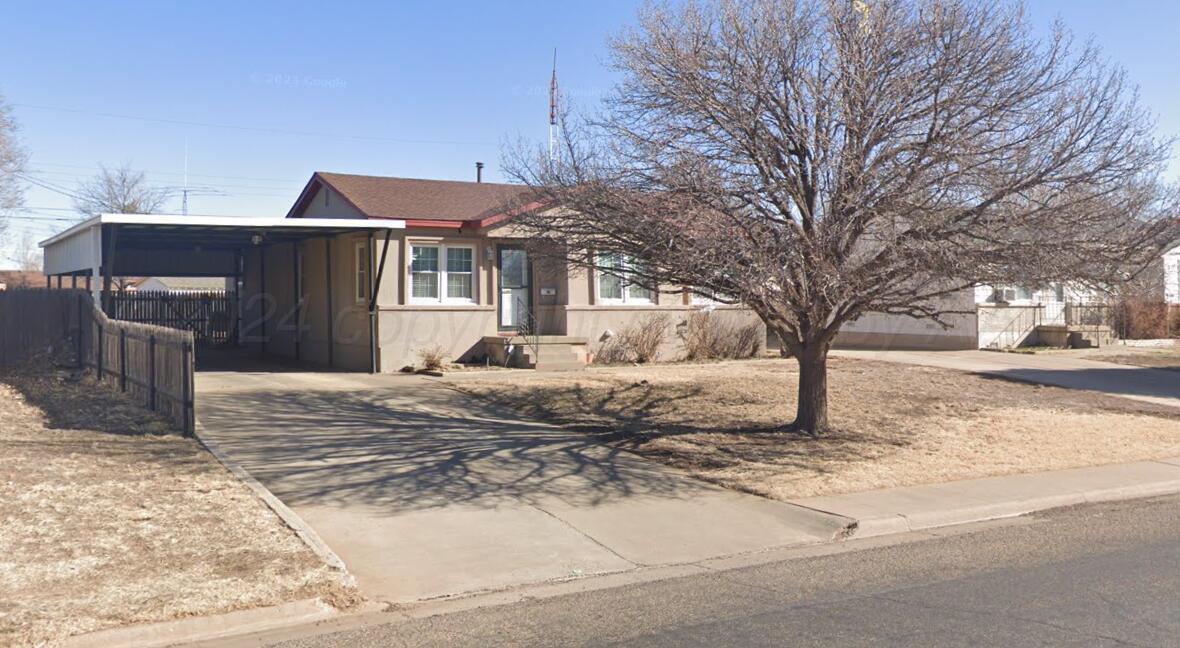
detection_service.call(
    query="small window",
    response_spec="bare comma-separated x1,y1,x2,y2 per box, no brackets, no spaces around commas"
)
446,247,473,300
410,244,475,304
411,245,440,300
355,241,368,303
596,253,653,304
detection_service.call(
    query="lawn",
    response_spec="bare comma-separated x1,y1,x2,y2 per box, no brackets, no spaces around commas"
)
452,357,1180,501
0,369,356,648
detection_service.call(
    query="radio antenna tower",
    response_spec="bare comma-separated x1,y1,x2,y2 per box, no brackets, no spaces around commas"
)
181,137,190,216
548,48,559,163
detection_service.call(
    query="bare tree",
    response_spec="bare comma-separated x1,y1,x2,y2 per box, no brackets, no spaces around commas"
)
9,231,41,271
506,0,1178,434
0,94,28,233
74,163,173,218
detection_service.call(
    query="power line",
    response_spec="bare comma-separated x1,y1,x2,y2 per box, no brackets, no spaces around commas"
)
30,160,304,184
14,102,495,147
14,173,81,200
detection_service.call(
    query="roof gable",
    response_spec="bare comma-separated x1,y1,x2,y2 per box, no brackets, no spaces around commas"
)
287,172,532,225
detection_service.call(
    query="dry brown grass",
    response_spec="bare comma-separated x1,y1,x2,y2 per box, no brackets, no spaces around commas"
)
455,357,1180,501
0,369,356,648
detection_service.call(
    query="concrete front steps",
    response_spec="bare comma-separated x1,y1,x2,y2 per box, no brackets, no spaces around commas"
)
483,335,589,371
1034,324,1118,349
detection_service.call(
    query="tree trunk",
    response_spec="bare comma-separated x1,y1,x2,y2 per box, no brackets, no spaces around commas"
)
792,344,829,436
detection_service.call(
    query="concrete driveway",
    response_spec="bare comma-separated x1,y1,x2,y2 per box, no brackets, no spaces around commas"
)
195,370,847,603
834,349,1180,409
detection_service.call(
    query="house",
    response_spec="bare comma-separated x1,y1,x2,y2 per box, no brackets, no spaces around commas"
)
44,171,1101,371
255,172,768,370
1165,244,1180,304
0,270,48,290
129,276,230,293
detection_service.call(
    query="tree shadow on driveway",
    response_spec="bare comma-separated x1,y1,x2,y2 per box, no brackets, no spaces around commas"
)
195,383,715,515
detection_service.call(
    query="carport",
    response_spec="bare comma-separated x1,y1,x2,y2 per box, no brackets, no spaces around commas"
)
40,213,405,372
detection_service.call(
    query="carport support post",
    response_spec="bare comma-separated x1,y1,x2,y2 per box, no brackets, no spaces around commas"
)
367,229,392,374
258,244,267,358
325,238,334,368
101,224,119,314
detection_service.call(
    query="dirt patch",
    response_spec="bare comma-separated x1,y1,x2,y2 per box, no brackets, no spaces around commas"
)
0,369,356,648
453,357,1180,501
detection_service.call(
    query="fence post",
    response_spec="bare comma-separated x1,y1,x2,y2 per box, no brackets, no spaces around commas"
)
76,294,84,369
181,339,194,437
118,328,127,392
148,334,157,411
96,321,104,381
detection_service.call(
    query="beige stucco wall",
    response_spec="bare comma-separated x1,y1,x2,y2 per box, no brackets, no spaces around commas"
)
240,232,376,371
297,185,367,220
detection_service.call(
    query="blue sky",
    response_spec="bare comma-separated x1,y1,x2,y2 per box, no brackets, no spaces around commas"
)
1,1,1178,268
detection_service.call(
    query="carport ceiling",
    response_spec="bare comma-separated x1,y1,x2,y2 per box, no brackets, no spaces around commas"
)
109,215,404,250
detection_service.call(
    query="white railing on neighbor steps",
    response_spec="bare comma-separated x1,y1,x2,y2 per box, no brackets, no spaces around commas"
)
987,306,1042,350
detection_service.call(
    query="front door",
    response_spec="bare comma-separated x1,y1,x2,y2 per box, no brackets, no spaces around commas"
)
498,247,531,330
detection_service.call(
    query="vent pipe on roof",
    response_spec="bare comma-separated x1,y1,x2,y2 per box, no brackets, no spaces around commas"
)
475,161,484,183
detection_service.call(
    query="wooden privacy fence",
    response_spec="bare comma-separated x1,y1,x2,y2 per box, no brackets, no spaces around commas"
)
0,289,80,367
110,290,233,345
0,289,195,435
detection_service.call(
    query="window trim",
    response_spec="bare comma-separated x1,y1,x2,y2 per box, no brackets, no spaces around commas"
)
595,253,654,305
409,243,477,305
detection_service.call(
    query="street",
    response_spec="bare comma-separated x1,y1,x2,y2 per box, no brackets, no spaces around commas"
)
242,495,1180,647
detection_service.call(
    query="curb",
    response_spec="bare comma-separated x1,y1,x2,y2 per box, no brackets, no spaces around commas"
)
59,598,339,648
193,417,354,582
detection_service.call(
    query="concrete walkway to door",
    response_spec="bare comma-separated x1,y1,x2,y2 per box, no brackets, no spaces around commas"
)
195,370,848,603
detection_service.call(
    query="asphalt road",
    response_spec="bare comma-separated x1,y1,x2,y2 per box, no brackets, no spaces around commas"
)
262,495,1180,647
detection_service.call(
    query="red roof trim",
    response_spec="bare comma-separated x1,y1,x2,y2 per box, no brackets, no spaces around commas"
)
475,199,549,229
404,219,466,229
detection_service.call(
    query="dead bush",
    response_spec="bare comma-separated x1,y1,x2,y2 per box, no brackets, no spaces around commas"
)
417,345,447,372
624,313,671,363
1113,297,1171,339
680,310,764,360
595,313,671,364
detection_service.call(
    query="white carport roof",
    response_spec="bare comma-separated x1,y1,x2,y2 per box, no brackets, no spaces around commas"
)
40,213,405,277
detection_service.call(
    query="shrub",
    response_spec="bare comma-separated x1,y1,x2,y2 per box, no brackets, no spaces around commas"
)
594,313,671,364
417,345,447,372
621,313,671,363
680,310,764,360
1113,297,1170,340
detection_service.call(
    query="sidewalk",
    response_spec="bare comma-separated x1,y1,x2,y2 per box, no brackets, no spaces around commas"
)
833,349,1180,409
793,457,1180,537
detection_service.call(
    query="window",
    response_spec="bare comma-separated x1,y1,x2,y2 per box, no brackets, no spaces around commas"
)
596,253,653,304
410,244,476,304
355,241,368,303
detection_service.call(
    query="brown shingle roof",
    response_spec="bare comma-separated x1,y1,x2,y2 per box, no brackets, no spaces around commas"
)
293,172,532,224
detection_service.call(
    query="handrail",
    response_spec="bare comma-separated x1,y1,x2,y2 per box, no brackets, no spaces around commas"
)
987,305,1040,350
515,297,541,361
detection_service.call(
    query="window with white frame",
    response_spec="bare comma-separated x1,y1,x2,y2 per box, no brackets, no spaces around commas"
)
354,241,368,303
596,252,653,304
410,244,475,304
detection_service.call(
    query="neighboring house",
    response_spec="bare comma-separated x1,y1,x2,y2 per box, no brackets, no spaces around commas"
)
1165,244,1180,304
0,270,48,290
129,276,230,293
